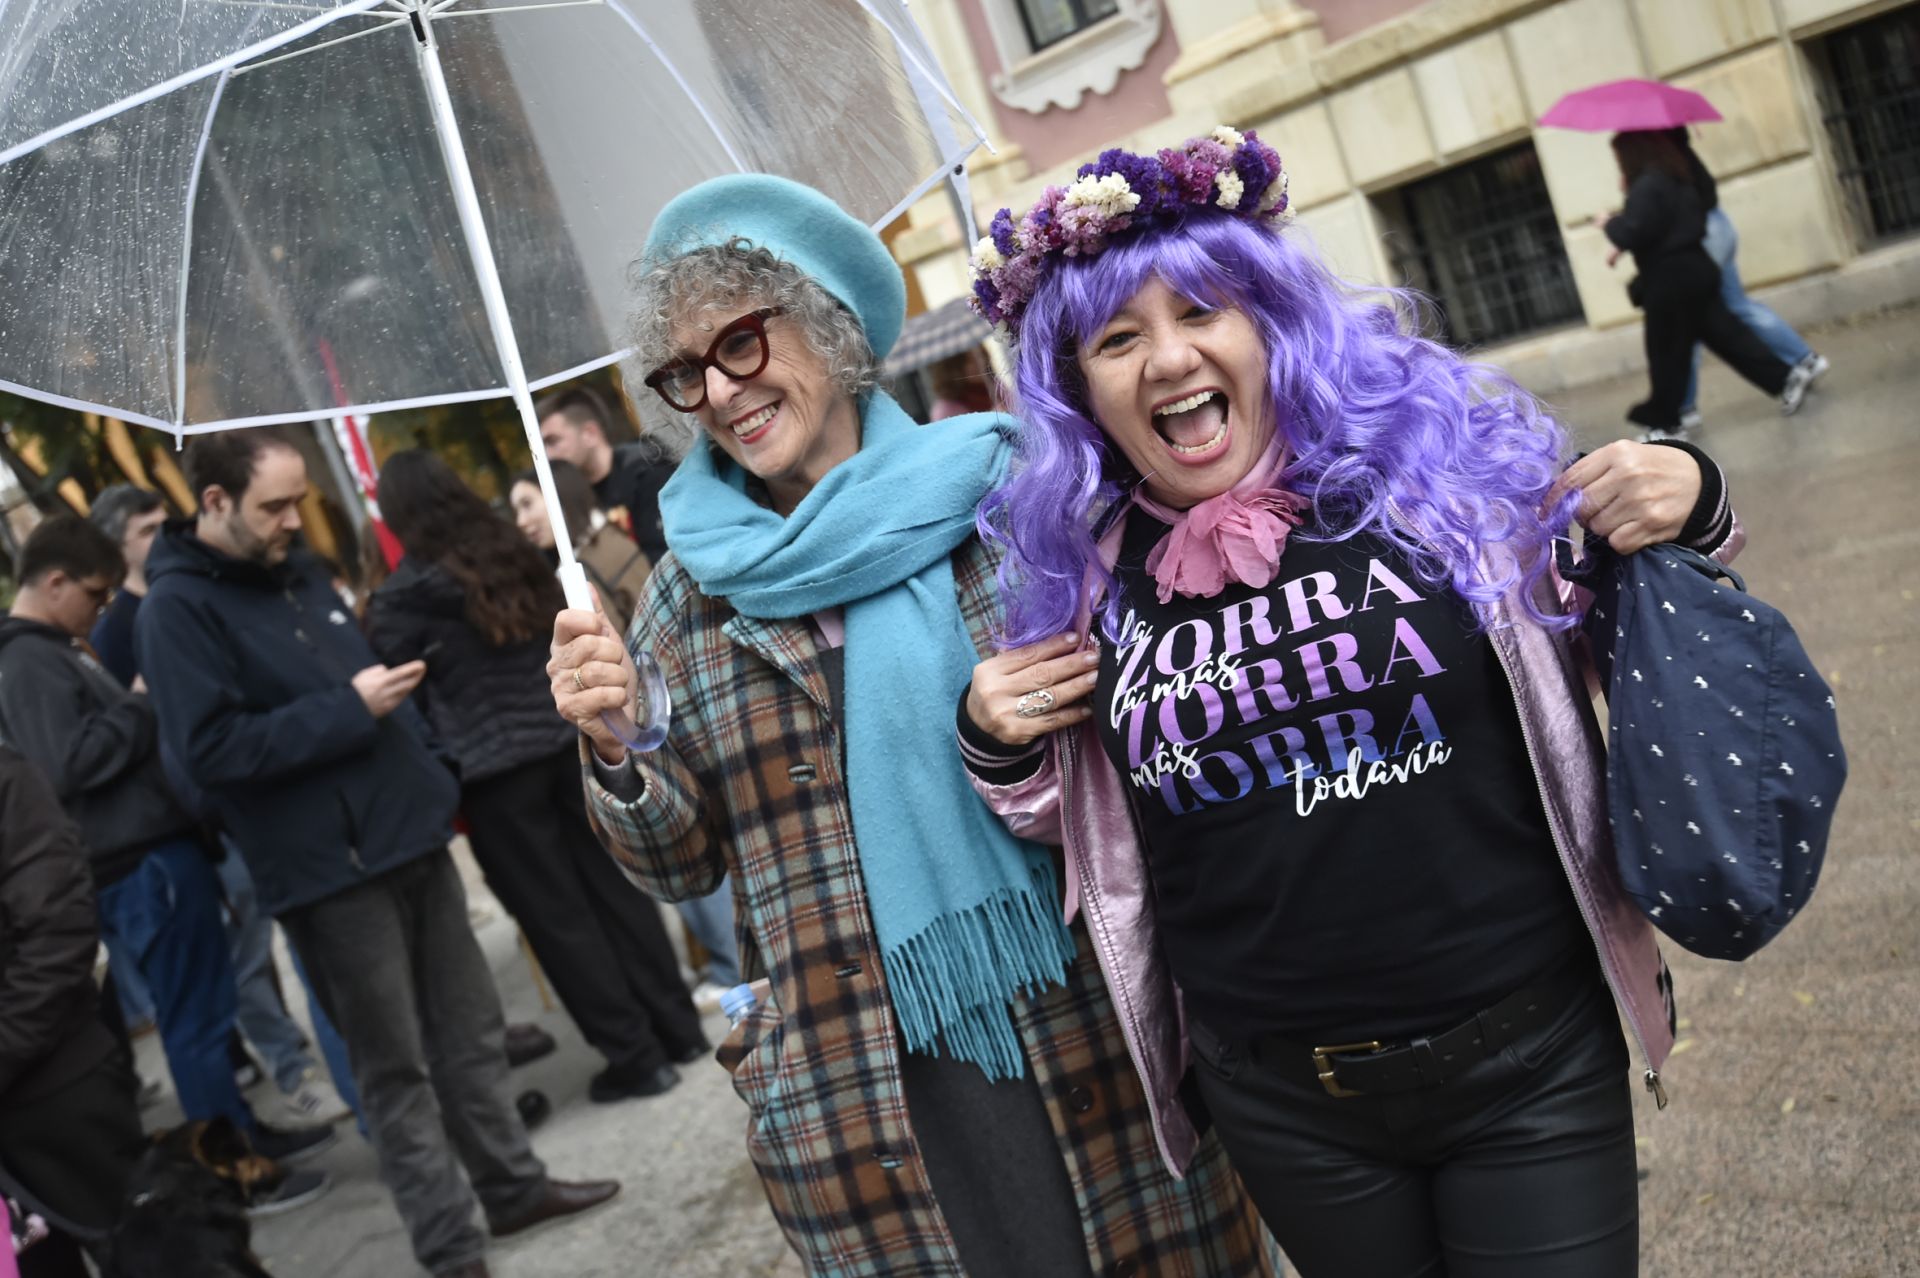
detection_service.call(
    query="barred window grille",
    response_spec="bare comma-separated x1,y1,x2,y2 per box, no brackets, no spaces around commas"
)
1016,0,1121,53
1382,144,1585,349
1814,5,1920,243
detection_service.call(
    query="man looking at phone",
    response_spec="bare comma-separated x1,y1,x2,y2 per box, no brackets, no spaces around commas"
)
138,430,616,1278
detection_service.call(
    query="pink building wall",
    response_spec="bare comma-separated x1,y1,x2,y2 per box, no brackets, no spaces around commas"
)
954,0,1182,173
1298,0,1426,43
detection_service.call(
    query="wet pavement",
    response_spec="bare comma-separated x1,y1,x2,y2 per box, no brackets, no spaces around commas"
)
143,305,1916,1277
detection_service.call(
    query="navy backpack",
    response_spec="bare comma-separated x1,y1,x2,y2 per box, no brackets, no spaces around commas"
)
1560,540,1847,960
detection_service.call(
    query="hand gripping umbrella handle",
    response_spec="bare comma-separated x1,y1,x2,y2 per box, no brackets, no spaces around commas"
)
558,562,671,754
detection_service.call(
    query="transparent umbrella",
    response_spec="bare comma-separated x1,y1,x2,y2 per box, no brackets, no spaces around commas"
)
0,0,987,617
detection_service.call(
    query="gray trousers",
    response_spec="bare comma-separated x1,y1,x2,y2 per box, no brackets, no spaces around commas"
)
281,850,546,1275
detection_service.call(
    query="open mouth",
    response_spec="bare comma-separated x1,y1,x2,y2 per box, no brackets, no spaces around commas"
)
1151,389,1230,459
730,401,780,443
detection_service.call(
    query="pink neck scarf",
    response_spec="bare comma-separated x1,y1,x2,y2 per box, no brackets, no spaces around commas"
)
1130,434,1305,603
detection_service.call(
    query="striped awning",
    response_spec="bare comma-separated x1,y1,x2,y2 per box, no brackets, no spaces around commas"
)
883,297,993,378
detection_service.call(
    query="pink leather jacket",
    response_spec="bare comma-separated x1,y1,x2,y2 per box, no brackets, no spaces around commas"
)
969,511,1743,1177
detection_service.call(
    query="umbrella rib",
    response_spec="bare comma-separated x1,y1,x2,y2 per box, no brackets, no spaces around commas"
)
433,0,606,16
231,15,411,74
189,1,365,13
174,68,235,436
602,0,745,172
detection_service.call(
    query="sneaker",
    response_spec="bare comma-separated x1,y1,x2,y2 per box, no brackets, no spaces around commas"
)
233,1059,264,1091
249,1119,338,1164
278,1069,351,1126
245,1166,331,1218
1800,351,1829,380
1780,360,1814,415
690,981,728,1014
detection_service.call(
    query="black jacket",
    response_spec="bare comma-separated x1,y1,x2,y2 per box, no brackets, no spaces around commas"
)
136,524,459,917
595,440,676,565
0,616,196,883
1604,170,1709,273
0,747,114,1104
364,559,575,785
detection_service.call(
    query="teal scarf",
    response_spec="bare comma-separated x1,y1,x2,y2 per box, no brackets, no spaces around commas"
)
658,394,1074,1079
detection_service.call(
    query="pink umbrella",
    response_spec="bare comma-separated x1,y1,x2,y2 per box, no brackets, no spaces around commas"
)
1539,79,1723,132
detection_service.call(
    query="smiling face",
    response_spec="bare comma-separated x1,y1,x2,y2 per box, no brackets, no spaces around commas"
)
1075,274,1275,510
668,302,861,515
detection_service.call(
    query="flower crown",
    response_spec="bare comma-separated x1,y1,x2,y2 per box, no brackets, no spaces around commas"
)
968,127,1288,341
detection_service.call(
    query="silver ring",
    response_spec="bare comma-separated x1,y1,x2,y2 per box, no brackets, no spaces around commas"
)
1014,688,1056,719
572,668,587,693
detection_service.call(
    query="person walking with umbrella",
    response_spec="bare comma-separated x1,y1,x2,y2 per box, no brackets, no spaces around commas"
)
547,175,1275,1276
1600,128,1810,434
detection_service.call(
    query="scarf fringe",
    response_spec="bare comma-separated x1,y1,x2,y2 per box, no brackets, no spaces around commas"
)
879,860,1076,1082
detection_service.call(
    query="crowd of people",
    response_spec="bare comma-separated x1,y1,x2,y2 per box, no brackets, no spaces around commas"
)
0,118,1809,1278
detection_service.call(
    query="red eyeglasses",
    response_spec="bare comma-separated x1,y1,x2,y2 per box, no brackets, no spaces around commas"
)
642,307,784,412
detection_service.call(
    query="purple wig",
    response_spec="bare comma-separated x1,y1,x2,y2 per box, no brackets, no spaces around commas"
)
979,210,1580,645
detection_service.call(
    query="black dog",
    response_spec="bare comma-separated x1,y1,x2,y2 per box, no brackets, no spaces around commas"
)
102,1118,273,1278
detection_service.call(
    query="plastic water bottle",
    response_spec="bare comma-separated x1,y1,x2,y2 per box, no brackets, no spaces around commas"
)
720,984,758,1028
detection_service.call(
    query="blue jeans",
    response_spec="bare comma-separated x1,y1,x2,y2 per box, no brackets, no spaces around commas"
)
676,880,740,987
215,845,362,1124
94,839,253,1130
1684,209,1812,411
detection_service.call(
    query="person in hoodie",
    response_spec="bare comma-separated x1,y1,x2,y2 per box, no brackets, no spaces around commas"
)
0,516,334,1209
135,428,617,1278
366,449,707,1104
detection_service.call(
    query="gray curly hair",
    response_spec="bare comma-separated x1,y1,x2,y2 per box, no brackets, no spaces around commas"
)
624,238,881,449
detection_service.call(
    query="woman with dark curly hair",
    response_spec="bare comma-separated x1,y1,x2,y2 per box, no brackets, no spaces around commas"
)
368,449,706,1105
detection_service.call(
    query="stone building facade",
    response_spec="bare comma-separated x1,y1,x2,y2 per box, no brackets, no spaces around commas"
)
894,0,1919,390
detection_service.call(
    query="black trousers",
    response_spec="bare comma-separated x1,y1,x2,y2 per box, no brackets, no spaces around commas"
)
1634,248,1790,428
1190,965,1639,1278
461,747,704,1072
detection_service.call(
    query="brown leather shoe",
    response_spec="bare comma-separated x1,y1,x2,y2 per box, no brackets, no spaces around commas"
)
438,1263,491,1278
488,1179,621,1239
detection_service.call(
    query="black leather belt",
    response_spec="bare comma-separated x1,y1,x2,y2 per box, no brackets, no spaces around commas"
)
1244,955,1594,1099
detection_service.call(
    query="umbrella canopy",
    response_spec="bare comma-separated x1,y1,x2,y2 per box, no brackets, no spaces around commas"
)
0,0,984,440
1538,78,1722,133
882,297,992,380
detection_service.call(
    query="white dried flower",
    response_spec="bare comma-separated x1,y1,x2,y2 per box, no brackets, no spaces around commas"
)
1063,172,1141,218
1215,169,1245,210
1211,126,1245,148
1256,169,1289,213
971,236,1005,276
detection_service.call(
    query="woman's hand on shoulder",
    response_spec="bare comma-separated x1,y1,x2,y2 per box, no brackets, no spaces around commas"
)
966,633,1100,748
1549,439,1701,555
549,596,641,766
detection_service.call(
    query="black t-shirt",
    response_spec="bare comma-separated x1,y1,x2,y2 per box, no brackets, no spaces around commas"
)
594,442,675,566
1093,512,1584,1044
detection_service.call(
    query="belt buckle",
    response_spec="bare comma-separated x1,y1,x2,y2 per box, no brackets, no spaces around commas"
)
1311,1040,1384,1098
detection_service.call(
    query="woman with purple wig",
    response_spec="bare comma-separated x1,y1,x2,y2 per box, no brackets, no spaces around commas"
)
958,128,1741,1276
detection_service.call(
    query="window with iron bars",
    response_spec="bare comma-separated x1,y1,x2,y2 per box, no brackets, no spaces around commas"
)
1377,144,1585,349
1810,5,1920,244
1017,0,1121,53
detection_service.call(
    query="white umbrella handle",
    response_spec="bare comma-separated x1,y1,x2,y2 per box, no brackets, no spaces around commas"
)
414,12,667,751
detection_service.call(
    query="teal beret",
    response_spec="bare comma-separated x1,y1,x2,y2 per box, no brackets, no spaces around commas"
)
642,175,907,362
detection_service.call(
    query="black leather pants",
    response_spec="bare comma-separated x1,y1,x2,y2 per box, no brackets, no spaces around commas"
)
1190,968,1639,1278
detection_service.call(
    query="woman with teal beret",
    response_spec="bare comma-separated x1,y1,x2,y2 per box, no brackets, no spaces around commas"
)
547,175,1275,1276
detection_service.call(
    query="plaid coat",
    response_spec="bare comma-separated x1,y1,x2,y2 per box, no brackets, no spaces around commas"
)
583,536,1275,1277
